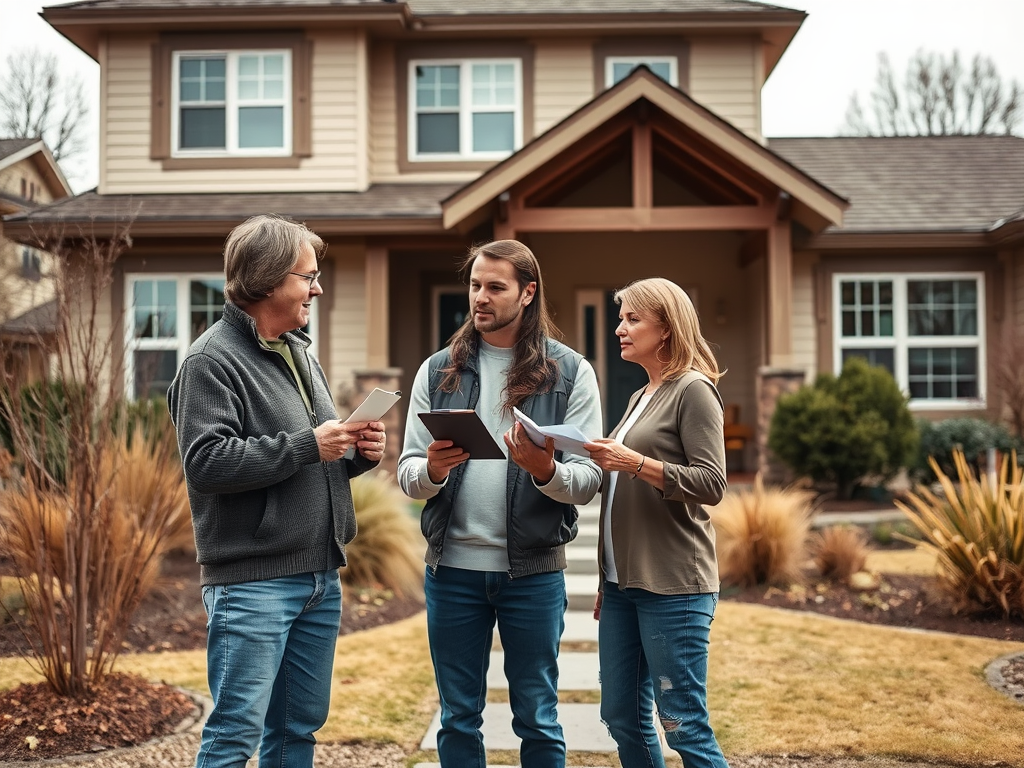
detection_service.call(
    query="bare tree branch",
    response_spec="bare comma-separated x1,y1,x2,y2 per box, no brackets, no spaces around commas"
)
0,47,89,165
845,49,1023,136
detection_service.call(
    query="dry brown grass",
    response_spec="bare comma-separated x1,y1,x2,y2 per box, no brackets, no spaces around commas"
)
343,472,425,600
712,477,815,588
812,525,869,581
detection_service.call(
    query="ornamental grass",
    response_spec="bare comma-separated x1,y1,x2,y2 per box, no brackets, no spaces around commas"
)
712,476,815,588
896,448,1024,618
812,525,869,582
343,472,424,599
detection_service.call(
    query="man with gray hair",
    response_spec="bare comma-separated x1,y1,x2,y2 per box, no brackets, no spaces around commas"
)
168,213,387,768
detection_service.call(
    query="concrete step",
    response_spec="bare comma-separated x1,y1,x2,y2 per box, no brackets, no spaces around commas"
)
487,651,598,690
419,702,617,752
565,546,599,574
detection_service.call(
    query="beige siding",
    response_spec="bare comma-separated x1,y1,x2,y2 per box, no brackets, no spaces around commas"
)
327,246,367,394
689,37,760,140
791,251,817,378
533,39,594,135
369,41,399,181
101,31,366,194
1014,248,1024,331
0,157,59,321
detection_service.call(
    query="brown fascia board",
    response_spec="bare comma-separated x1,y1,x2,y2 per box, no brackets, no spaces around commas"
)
798,230,995,251
42,4,411,59
3,216,448,244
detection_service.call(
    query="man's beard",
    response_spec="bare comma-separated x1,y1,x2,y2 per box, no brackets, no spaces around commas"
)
473,304,522,335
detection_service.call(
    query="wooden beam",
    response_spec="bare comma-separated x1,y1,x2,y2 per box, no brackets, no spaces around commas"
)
365,244,389,369
507,205,775,233
632,122,652,210
766,221,793,367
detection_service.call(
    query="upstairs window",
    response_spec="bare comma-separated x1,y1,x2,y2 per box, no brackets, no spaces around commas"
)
833,273,985,408
173,50,291,156
606,56,678,87
409,59,522,161
21,247,41,281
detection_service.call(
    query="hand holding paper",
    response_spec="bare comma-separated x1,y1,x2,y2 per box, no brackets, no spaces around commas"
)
512,407,594,457
345,388,402,423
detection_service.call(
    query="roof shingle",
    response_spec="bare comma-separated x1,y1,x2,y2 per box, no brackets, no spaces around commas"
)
0,138,40,162
769,135,1024,233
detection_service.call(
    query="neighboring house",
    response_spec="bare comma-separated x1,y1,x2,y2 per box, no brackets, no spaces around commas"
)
0,138,72,385
4,0,1024,474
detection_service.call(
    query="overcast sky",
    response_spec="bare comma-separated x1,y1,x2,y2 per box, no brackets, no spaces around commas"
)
2,0,1023,193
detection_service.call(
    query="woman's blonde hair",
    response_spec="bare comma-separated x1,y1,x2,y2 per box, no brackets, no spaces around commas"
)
614,277,723,384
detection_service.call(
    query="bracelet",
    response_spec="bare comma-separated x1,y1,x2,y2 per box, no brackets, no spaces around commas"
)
633,455,646,478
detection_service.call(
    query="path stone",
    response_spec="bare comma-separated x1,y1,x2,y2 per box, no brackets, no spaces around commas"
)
419,701,616,752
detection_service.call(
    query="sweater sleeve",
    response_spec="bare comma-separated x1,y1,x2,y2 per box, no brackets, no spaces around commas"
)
169,352,322,495
396,358,447,500
534,358,603,504
661,378,727,506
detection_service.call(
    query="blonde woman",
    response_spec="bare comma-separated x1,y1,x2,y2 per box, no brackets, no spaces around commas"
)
585,277,728,768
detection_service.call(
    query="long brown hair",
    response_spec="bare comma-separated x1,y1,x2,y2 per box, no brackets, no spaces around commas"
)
440,240,560,411
614,277,724,384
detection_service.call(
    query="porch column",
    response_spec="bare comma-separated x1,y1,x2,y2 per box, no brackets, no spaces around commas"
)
365,244,389,369
756,366,806,483
766,220,794,368
357,244,402,476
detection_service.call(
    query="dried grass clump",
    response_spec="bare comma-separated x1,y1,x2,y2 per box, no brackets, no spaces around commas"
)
897,448,1024,618
0,425,191,688
812,525,868,582
343,472,424,600
711,476,815,588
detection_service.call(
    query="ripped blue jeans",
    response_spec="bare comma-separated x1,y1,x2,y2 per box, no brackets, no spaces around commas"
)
598,584,728,768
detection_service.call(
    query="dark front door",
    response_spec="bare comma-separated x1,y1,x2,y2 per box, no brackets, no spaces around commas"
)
604,290,648,430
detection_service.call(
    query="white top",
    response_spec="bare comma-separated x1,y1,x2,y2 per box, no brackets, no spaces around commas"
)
601,391,654,584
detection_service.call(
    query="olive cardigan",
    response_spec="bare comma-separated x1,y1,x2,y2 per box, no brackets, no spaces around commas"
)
598,371,727,595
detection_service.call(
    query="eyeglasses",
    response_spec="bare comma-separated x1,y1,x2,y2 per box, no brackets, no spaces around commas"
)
290,270,322,287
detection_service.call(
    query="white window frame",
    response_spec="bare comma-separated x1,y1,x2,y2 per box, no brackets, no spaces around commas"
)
408,57,523,162
171,49,292,158
124,274,318,399
832,272,986,410
605,56,678,87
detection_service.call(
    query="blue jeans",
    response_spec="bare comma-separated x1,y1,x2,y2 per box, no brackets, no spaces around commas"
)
425,565,567,768
598,584,728,768
195,571,342,768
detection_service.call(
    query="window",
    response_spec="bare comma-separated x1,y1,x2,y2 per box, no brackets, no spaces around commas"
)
833,273,985,408
409,58,522,161
21,247,41,281
126,275,318,399
606,56,678,87
172,50,291,156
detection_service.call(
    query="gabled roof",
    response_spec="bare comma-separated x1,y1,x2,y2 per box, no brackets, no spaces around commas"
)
443,67,848,233
769,136,1024,235
0,138,73,210
408,0,797,13
0,138,40,162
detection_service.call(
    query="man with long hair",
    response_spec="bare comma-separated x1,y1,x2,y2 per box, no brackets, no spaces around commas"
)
398,239,602,768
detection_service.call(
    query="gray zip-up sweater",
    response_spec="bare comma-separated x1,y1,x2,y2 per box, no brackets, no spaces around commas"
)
167,302,377,586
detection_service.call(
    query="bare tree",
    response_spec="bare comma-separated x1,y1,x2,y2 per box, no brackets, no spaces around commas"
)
844,50,1023,137
0,47,89,165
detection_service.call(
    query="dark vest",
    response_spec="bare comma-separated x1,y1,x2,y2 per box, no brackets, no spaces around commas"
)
421,338,582,578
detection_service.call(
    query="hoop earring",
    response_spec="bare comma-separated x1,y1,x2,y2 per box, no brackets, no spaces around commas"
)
656,341,669,366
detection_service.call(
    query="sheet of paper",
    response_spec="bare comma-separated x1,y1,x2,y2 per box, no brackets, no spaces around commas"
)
345,388,402,423
513,407,593,457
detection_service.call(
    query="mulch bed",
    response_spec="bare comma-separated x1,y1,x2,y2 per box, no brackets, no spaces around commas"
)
0,550,426,761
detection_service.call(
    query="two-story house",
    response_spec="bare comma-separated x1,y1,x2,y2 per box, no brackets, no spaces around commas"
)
5,0,1024,473
0,138,72,384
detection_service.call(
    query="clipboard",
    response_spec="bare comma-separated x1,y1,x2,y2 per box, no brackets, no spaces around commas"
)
417,409,506,459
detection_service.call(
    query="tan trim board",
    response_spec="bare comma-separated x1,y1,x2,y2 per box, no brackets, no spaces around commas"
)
507,204,775,232
801,232,994,250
